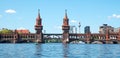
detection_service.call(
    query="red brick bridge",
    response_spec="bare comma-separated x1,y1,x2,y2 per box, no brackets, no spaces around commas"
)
0,10,120,44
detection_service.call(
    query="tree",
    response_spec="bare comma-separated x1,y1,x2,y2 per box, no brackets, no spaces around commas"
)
0,28,13,34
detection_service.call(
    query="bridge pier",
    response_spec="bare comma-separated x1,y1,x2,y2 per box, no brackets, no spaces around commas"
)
86,41,90,44
86,33,91,44
105,41,110,44
36,34,43,43
12,39,17,43
62,33,69,43
12,34,18,43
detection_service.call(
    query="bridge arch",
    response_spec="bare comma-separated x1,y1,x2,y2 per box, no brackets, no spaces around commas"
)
112,41,118,44
91,41,105,44
0,40,11,43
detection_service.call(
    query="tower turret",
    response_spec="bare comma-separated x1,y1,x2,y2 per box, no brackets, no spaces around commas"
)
62,10,70,43
34,9,43,43
35,9,43,34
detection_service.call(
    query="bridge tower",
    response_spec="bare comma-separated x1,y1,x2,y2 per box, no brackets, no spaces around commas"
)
62,10,70,43
35,9,43,43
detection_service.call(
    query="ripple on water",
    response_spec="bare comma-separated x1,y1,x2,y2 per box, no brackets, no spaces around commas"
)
0,43,120,58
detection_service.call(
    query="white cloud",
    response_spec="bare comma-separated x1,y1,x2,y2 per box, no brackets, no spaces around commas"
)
108,14,120,19
5,9,16,14
113,14,116,17
70,20,77,23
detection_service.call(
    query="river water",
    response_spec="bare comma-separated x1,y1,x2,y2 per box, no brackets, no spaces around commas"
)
0,43,120,58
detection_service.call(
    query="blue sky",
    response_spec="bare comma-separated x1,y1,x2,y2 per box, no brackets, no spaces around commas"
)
0,0,120,33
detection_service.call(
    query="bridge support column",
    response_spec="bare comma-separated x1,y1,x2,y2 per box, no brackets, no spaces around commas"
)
118,29,120,41
62,31,69,43
86,33,91,44
12,39,17,43
105,29,110,44
36,33,43,43
12,34,18,43
12,39,16,43
116,29,120,44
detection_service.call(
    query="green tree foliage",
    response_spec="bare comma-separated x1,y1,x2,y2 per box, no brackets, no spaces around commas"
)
0,28,13,34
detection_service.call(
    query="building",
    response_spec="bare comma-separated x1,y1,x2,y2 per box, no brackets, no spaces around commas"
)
114,27,120,33
99,24,114,34
0,10,43,43
15,29,30,34
69,26,77,33
84,26,91,34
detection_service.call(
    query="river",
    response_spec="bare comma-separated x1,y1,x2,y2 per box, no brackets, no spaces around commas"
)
0,43,120,58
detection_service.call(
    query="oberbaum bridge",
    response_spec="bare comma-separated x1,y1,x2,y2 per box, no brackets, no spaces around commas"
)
0,10,120,44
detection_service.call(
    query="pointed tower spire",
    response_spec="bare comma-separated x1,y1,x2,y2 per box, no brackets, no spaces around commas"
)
36,9,42,26
37,9,41,20
38,9,40,17
63,9,69,26
64,9,68,19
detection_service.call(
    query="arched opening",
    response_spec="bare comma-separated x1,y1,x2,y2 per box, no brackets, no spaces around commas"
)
44,38,62,43
70,40,85,44
113,41,118,44
102,41,106,44
0,40,11,43
91,41,103,44
18,40,29,43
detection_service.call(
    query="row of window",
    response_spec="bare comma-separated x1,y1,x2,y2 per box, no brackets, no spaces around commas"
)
0,35,36,39
69,35,106,40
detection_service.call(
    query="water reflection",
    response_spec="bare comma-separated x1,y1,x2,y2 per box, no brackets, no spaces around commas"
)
33,44,120,58
98,44,120,58
83,45,92,58
35,44,42,58
1,44,120,58
62,43,69,58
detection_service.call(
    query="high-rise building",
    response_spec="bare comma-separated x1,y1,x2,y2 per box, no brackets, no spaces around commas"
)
69,26,74,33
69,26,77,33
84,26,91,34
99,24,114,34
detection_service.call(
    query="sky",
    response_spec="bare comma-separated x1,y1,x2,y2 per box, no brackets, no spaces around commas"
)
0,0,120,33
